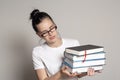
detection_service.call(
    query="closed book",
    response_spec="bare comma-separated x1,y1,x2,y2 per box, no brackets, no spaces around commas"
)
65,44,104,56
64,51,105,62
62,64,103,73
64,58,105,68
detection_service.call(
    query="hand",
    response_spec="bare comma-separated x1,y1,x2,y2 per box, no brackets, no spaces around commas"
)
77,68,95,78
87,67,95,76
95,70,102,73
61,66,78,77
76,68,102,78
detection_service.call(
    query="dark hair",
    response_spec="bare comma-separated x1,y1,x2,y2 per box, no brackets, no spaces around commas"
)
30,9,54,32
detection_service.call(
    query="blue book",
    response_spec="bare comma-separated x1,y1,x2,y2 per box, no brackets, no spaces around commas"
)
64,51,105,62
63,58,106,68
62,62,104,73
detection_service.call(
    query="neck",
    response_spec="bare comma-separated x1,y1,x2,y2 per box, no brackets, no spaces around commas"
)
47,38,62,48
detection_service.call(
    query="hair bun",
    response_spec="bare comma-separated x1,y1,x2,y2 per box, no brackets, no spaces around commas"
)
30,9,40,20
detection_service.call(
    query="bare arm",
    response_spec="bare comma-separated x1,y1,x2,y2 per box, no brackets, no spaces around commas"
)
36,66,98,80
36,66,78,80
36,69,62,80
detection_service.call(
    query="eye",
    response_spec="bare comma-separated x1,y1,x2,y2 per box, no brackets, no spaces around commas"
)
40,30,48,35
50,26,57,31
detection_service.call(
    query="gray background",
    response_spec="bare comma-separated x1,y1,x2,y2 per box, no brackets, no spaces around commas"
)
0,0,120,80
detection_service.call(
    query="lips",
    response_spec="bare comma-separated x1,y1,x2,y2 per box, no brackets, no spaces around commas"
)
49,36,55,40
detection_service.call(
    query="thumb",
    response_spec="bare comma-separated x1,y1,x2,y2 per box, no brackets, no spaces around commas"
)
62,66,68,71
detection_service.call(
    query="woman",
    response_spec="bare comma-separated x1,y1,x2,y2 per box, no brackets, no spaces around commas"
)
30,9,95,80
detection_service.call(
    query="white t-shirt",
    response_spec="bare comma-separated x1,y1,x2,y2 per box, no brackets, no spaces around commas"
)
32,38,80,80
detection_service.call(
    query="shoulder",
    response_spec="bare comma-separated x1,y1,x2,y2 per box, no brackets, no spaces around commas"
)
32,43,46,56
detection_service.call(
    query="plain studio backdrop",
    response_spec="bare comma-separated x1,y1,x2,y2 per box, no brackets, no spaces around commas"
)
0,0,120,80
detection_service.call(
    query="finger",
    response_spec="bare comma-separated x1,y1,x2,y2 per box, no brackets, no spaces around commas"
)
72,72,77,76
61,66,68,72
69,72,76,77
88,68,94,76
87,68,90,76
64,71,72,77
96,70,102,73
91,68,95,75
61,66,71,76
89,68,93,76
68,72,75,77
90,68,95,76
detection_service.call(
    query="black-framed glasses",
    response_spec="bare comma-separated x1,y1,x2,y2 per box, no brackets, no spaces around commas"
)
40,26,57,37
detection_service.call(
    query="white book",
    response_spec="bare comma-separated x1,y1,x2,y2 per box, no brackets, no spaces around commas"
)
65,44,104,56
64,51,105,61
62,64,103,73
64,58,105,68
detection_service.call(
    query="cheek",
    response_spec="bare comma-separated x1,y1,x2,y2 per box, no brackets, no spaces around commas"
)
42,31,58,40
43,36,49,40
43,36,51,42
54,31,58,36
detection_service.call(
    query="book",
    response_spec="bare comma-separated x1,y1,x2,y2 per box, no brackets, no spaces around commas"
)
62,64,103,73
65,44,104,56
64,58,105,68
64,51,105,62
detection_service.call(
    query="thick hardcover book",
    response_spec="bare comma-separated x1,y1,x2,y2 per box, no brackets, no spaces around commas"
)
64,51,105,61
65,44,104,56
64,58,105,68
62,64,103,73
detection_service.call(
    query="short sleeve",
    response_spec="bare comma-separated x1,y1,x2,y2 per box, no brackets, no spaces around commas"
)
32,48,45,70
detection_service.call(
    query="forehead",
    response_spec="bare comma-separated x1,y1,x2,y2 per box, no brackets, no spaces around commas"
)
37,18,54,32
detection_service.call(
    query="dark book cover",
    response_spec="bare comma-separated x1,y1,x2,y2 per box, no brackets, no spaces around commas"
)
66,44,103,51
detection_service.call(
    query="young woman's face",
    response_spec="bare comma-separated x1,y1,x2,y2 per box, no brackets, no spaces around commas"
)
36,18,59,44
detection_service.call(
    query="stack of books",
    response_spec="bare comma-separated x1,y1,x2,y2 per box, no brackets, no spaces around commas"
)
63,44,106,73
